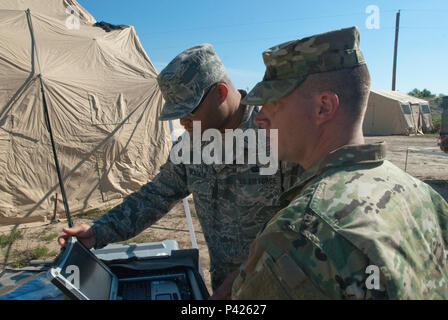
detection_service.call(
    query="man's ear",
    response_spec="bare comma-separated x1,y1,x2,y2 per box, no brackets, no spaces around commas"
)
215,83,228,104
315,91,339,125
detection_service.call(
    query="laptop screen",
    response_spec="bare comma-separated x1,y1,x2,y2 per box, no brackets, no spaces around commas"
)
60,239,115,300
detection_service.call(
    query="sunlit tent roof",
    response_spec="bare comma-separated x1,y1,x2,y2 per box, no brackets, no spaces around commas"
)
0,0,174,224
363,89,433,136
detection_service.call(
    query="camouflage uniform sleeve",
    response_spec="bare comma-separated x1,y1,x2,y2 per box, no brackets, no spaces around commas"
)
232,194,381,300
90,158,189,249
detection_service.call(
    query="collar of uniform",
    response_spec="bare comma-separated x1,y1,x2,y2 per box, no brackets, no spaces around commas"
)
279,142,387,204
237,89,257,132
319,141,387,169
237,89,263,153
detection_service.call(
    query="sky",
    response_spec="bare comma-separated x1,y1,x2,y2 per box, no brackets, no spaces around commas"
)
78,0,448,96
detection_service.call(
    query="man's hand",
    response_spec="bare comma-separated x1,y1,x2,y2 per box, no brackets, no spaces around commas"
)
209,269,240,300
58,223,96,249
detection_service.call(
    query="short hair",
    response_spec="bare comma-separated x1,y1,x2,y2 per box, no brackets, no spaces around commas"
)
298,64,371,119
220,74,236,91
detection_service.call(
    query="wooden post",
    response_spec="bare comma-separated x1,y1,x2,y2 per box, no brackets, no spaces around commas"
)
392,10,401,91
51,193,58,222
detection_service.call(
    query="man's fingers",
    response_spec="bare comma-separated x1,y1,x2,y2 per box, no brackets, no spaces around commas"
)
58,224,93,247
62,225,85,235
57,234,69,246
62,224,93,237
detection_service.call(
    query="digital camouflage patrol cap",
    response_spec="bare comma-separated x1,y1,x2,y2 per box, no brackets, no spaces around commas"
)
157,44,227,121
241,26,366,105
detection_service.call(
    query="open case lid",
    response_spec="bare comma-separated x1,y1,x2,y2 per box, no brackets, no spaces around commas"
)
48,237,118,300
92,240,179,262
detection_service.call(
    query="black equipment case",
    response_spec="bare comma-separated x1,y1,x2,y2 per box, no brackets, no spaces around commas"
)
48,237,209,300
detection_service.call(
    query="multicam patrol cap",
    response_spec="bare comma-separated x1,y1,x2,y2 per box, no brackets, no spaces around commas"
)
157,44,227,121
241,26,366,105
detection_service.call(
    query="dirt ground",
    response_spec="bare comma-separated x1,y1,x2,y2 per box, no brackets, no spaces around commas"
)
365,135,448,200
1,135,447,295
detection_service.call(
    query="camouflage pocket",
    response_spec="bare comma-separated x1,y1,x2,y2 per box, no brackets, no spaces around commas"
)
234,248,330,300
233,252,294,300
270,253,328,300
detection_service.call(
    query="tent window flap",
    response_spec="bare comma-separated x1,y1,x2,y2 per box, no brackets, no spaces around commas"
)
401,104,411,115
421,105,430,114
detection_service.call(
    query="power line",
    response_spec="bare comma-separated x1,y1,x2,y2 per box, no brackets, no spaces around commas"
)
143,8,447,52
146,25,447,52
400,9,448,13
143,9,447,36
143,10,399,36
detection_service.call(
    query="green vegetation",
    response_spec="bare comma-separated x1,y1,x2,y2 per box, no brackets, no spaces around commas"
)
32,246,58,259
40,232,59,242
408,88,446,119
415,133,439,137
408,88,437,99
0,230,23,248
432,115,442,134
33,246,50,258
408,89,445,134
11,246,59,268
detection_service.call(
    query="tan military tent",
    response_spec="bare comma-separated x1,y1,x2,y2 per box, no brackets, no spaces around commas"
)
0,0,174,224
406,94,433,133
363,90,433,136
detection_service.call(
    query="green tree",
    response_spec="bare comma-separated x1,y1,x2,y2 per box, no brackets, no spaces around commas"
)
409,88,421,97
408,88,436,99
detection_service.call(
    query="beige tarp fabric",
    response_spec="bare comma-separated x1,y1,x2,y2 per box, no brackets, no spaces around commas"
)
0,0,96,24
363,90,432,136
0,0,174,222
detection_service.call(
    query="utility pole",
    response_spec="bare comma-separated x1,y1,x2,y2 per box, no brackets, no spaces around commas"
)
392,10,401,91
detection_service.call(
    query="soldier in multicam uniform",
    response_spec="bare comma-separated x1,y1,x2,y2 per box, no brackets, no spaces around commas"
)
58,44,302,292
224,27,448,299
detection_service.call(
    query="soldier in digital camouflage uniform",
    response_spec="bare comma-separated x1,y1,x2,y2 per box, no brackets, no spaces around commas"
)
58,44,302,291
229,27,448,299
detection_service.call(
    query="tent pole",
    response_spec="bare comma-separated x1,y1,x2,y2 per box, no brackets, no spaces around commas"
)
26,9,73,227
405,147,409,172
38,75,73,228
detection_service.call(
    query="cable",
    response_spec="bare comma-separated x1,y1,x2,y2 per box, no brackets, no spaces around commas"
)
143,10,399,36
